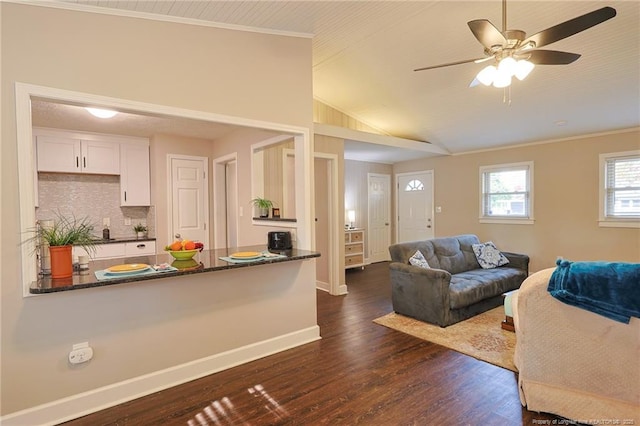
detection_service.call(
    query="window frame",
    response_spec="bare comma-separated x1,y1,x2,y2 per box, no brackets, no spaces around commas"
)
599,150,640,228
479,161,534,225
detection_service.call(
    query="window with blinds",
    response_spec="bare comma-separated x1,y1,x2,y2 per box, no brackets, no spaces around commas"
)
479,162,534,224
603,153,640,219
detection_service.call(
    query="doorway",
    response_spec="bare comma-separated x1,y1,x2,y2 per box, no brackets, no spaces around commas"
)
168,154,210,247
314,153,344,295
213,153,238,249
396,171,434,243
368,173,391,263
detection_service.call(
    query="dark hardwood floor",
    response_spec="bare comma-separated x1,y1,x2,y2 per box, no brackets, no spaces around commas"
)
62,262,559,425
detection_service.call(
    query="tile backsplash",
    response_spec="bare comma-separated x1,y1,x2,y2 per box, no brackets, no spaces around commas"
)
36,173,155,239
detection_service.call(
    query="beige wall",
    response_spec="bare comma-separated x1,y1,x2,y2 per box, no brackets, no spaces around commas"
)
394,129,640,272
1,3,313,416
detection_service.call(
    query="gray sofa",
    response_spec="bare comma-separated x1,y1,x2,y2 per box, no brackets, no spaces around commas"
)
388,234,529,327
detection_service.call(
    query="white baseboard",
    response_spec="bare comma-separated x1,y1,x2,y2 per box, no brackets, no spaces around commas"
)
1,326,321,426
316,280,330,292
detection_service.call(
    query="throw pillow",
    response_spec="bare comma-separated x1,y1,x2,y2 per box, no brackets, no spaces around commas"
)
472,241,509,269
409,250,430,269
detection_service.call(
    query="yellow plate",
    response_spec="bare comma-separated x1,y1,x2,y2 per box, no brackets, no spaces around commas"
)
230,251,262,260
106,263,150,273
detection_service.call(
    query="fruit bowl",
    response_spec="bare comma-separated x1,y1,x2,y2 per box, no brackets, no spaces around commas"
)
166,249,199,260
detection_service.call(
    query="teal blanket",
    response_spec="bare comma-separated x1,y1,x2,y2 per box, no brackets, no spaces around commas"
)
548,260,640,323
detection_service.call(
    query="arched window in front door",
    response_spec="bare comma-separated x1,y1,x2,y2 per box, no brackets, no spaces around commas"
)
405,179,424,191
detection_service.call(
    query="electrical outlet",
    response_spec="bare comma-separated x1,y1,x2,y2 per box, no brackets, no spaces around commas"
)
69,342,93,365
102,217,110,227
435,206,442,213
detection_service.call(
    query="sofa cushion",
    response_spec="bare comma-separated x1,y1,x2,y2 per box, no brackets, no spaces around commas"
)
449,267,527,309
409,250,430,269
430,234,481,274
472,241,509,269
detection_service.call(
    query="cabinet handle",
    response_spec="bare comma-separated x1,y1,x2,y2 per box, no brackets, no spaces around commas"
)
136,244,146,249
76,156,79,168
83,157,86,168
124,191,127,201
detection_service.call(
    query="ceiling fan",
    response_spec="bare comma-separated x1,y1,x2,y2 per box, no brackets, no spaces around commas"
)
414,0,616,88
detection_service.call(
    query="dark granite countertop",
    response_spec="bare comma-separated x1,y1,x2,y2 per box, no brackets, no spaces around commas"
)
31,245,320,294
89,237,156,245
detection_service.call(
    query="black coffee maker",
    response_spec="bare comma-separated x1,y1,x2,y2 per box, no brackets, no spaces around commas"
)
268,231,292,251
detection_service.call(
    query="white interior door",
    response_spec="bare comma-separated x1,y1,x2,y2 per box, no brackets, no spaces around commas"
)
397,171,434,243
169,155,209,246
225,160,238,248
368,173,391,263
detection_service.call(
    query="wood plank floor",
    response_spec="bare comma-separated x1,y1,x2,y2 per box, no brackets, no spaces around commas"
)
62,262,560,425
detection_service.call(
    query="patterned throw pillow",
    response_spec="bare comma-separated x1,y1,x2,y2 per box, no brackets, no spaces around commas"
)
409,250,430,269
472,241,509,269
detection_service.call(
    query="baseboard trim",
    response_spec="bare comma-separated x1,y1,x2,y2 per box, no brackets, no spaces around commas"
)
1,326,321,426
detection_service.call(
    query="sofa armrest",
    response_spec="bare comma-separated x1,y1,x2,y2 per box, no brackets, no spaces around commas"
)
501,252,529,273
388,262,452,326
389,262,451,281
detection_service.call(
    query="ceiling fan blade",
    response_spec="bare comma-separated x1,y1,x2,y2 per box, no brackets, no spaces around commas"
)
469,77,481,88
414,57,486,72
526,50,581,65
523,6,616,49
468,19,506,49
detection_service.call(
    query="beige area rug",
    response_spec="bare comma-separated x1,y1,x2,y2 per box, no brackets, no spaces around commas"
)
373,307,517,372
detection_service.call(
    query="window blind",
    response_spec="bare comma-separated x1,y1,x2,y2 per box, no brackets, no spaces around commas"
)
605,156,640,217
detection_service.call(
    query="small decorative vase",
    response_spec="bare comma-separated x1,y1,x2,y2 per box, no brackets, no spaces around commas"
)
259,208,269,218
49,245,73,279
137,231,146,239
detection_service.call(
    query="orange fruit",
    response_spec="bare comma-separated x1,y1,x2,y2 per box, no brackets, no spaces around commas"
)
170,241,182,251
184,241,196,250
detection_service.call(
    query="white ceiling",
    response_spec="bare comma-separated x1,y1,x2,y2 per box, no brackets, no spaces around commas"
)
44,0,640,161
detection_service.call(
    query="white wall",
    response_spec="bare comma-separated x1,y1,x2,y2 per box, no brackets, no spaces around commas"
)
1,2,314,419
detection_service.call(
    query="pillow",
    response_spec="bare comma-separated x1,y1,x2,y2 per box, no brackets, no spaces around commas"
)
472,241,509,269
409,250,430,269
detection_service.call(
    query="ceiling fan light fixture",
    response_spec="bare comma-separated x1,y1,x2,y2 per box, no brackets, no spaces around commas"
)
514,59,535,81
498,56,517,76
85,107,118,119
492,68,512,88
476,65,497,86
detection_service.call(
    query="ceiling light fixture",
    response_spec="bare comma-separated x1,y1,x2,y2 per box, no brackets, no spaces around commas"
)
85,107,118,119
476,56,535,88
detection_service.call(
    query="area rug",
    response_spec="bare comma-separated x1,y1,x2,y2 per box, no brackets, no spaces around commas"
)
373,307,516,372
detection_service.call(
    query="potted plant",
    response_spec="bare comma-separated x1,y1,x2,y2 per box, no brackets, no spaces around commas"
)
251,197,273,218
133,223,148,239
31,214,97,279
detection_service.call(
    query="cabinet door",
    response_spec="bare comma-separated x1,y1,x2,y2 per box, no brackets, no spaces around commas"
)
81,140,120,175
120,143,151,206
36,136,81,173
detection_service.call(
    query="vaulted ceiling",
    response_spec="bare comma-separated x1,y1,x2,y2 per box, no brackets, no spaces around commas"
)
49,1,639,157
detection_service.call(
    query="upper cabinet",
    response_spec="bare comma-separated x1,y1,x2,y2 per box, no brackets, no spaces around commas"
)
34,128,151,206
120,142,151,206
36,135,120,175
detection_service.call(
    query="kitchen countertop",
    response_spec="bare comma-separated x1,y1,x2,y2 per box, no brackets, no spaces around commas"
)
30,245,320,294
90,237,156,245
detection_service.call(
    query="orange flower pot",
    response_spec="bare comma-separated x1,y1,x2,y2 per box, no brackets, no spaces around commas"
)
49,245,73,279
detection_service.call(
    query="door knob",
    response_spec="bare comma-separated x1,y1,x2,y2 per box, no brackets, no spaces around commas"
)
175,233,181,239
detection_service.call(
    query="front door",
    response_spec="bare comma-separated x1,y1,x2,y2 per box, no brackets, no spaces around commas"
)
169,155,209,246
397,171,434,243
368,173,391,262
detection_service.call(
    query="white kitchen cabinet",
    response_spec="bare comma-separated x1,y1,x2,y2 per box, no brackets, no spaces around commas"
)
36,135,120,175
73,241,156,260
120,142,151,206
125,241,156,256
73,244,125,260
